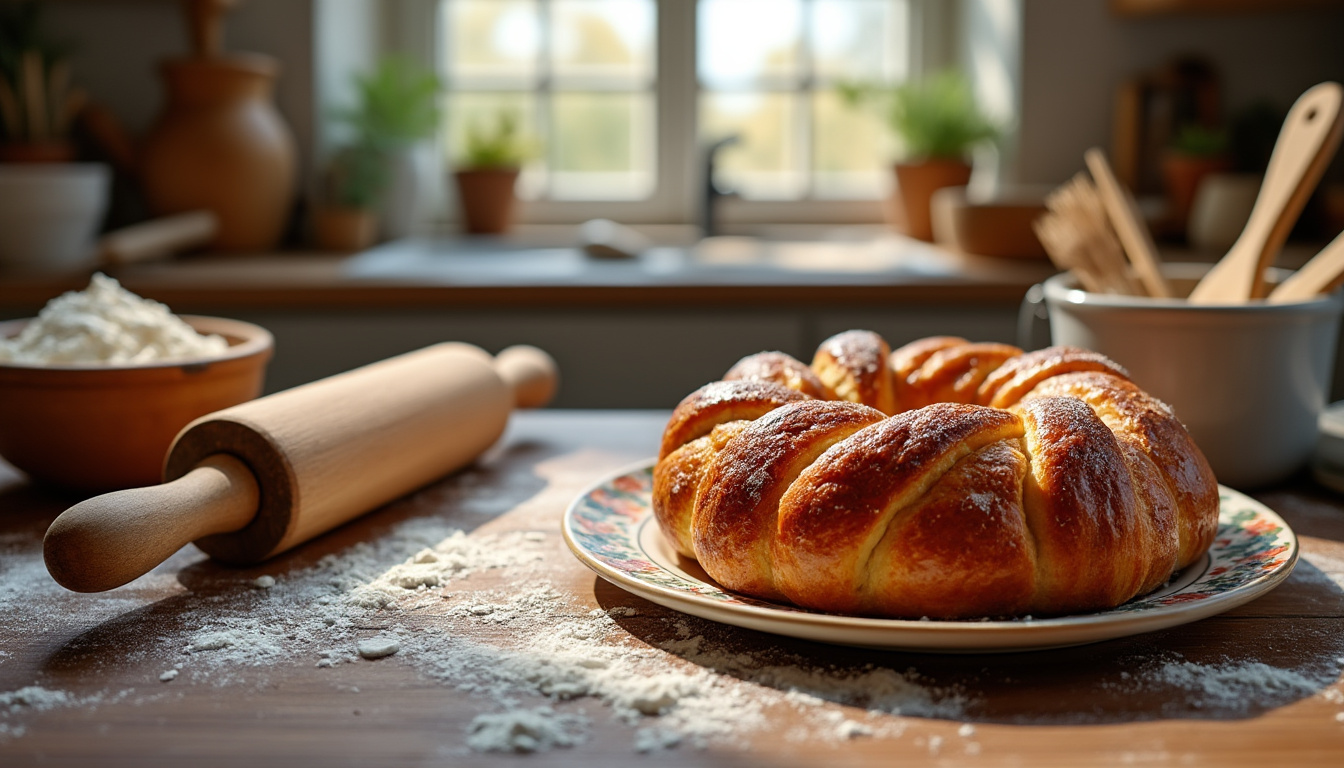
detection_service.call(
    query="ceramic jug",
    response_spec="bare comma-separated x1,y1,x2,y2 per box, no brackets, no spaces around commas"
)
140,53,295,251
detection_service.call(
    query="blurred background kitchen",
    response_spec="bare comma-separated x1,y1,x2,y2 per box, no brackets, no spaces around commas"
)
1,0,1342,407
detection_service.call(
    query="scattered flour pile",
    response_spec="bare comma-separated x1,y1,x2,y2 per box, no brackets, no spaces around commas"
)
0,273,227,365
0,686,142,740
4,511,1344,753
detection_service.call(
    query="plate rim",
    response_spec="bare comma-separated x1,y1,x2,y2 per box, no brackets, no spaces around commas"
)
562,459,1300,651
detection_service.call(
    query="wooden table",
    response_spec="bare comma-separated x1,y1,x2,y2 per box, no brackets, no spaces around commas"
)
2,410,1344,767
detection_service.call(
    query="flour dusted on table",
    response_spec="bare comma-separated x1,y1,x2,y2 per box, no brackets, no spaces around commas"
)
0,273,227,365
466,707,588,753
5,505,1344,753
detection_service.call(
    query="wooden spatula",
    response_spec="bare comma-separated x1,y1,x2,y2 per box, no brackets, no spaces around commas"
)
1268,230,1344,303
1188,82,1344,304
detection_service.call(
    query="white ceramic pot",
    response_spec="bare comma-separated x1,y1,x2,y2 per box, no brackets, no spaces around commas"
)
0,163,111,272
380,145,438,241
1188,173,1261,252
1043,263,1344,489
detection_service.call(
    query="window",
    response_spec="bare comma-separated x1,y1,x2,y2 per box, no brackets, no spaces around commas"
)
433,0,925,222
698,0,909,201
443,0,657,201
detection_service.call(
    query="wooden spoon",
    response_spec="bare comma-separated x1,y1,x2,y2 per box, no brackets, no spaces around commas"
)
1268,230,1344,303
1188,82,1344,304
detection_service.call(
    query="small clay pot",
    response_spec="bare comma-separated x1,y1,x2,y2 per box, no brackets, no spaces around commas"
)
1162,152,1233,234
312,205,377,252
891,159,973,242
931,186,1049,260
0,316,272,492
454,168,520,234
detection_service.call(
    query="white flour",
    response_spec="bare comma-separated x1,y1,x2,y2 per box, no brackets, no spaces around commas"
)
1148,660,1324,712
467,707,588,753
3,510,1344,753
0,273,227,365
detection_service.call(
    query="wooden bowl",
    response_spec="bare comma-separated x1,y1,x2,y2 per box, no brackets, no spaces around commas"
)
0,316,273,492
931,186,1049,260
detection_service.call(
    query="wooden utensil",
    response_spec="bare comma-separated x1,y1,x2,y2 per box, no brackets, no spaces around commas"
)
1084,148,1172,298
1268,230,1344,303
44,343,558,593
1188,82,1344,304
1036,174,1144,295
98,211,218,265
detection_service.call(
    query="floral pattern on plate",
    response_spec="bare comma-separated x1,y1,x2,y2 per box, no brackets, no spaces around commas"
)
562,462,1299,651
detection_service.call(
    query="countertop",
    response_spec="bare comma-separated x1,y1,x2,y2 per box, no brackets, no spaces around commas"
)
3,410,1344,767
0,235,1058,313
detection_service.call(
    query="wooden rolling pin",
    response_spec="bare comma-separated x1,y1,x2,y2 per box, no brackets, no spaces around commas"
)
44,342,558,592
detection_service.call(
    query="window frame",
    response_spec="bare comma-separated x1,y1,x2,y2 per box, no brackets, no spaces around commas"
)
392,0,949,228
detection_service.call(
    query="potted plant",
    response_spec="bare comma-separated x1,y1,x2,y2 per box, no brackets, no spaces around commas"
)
0,2,85,163
0,2,109,272
332,56,440,240
1163,123,1231,235
453,111,529,235
312,142,387,251
842,72,998,241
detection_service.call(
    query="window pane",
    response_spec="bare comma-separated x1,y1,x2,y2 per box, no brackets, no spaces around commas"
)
701,92,804,200
698,0,803,89
813,90,890,199
812,0,908,83
447,0,540,84
550,92,654,200
552,0,655,86
446,92,547,198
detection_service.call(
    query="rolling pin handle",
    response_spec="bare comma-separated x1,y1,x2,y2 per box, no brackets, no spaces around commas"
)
494,345,559,409
44,454,261,593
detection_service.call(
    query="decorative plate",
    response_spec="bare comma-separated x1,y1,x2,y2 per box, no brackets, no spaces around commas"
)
562,461,1298,653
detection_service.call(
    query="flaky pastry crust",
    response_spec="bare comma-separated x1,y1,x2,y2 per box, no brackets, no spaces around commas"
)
652,331,1219,619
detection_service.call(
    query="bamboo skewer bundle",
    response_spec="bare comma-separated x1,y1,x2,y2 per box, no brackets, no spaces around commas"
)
1036,172,1145,296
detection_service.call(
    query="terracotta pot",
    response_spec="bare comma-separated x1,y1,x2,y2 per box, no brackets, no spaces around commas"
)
930,186,1049,260
312,205,377,252
0,316,272,492
140,54,296,252
455,168,520,234
0,141,77,164
1162,152,1232,234
891,159,973,242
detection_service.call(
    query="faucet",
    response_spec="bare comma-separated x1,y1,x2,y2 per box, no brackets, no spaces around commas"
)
700,135,740,238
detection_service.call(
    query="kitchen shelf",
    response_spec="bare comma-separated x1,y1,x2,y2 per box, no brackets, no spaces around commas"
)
1112,0,1344,15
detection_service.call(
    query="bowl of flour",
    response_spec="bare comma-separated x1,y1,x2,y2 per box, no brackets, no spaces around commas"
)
0,274,272,491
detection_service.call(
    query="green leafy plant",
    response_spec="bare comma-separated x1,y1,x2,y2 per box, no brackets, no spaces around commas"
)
459,111,531,170
324,143,389,209
0,2,83,144
334,56,441,150
840,71,998,162
1169,123,1230,158
323,57,440,208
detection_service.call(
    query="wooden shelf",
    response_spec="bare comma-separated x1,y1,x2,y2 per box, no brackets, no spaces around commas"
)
1112,0,1344,16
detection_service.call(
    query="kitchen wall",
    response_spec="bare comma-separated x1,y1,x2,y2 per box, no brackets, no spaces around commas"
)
42,0,318,176
1014,0,1344,185
34,0,1344,210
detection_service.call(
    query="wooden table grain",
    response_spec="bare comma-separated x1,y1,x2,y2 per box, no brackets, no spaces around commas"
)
2,410,1344,767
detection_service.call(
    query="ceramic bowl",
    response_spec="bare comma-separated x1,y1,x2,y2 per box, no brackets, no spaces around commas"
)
0,163,111,272
0,316,273,492
1042,264,1343,489
931,186,1049,260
